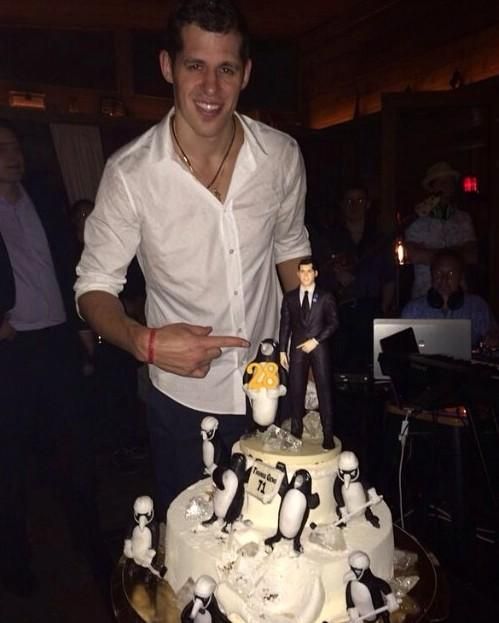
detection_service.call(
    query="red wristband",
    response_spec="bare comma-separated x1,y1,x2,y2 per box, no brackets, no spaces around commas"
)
147,328,157,364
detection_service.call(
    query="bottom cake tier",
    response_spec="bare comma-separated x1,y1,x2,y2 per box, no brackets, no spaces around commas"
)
165,477,394,623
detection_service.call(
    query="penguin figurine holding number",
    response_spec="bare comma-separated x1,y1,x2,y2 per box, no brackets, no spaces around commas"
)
243,338,287,432
180,575,227,623
200,416,230,477
344,551,398,623
265,463,320,553
202,453,250,533
333,451,381,528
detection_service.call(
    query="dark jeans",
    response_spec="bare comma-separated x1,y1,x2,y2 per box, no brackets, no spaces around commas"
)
146,384,247,517
0,324,97,571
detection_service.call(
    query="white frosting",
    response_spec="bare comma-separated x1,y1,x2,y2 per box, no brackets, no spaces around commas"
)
165,437,394,623
239,435,341,528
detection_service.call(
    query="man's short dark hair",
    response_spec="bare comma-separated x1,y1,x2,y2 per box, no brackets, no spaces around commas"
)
163,0,250,64
430,248,464,274
341,181,369,199
298,256,317,271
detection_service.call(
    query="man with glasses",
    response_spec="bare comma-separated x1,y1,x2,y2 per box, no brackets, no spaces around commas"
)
311,184,395,372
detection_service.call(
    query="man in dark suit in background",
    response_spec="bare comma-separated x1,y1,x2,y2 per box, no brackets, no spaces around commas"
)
279,257,338,449
0,119,103,596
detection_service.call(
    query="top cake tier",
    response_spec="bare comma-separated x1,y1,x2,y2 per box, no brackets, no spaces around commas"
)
237,434,342,528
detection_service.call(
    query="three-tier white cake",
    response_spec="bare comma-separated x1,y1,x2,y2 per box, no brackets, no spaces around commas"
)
165,432,394,623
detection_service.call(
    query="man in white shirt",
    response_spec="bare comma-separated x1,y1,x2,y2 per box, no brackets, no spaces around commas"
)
75,0,310,514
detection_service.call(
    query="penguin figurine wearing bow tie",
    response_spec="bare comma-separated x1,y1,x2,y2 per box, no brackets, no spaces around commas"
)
181,575,228,623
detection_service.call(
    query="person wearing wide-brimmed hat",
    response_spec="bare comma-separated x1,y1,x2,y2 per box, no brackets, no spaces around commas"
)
404,161,478,298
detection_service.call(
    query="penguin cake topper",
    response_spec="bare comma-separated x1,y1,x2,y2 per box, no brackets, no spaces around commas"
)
202,452,252,533
180,574,228,623
345,550,398,623
123,495,166,579
200,416,230,477
265,462,320,554
243,338,287,432
333,451,382,528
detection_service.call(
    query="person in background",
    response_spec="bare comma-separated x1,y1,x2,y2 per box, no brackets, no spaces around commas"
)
405,161,478,299
402,249,498,349
70,198,147,470
70,199,97,375
311,183,395,372
75,0,310,517
0,120,105,596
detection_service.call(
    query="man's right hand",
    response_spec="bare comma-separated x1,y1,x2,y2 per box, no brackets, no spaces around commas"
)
0,318,16,342
136,323,249,378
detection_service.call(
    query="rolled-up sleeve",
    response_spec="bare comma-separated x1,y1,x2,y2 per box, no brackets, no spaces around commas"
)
273,140,310,264
74,162,141,309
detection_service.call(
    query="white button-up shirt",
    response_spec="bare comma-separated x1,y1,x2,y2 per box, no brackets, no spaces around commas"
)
75,110,310,414
299,285,315,306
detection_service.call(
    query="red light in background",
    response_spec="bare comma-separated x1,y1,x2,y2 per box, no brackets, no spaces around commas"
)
462,176,478,193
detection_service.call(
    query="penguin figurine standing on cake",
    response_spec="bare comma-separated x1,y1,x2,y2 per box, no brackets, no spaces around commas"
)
202,452,251,533
333,451,381,528
123,495,167,579
243,338,287,432
265,462,320,553
344,551,398,623
200,416,230,476
180,575,227,623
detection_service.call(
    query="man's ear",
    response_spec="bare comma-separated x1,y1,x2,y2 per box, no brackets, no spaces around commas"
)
159,50,174,84
241,59,252,91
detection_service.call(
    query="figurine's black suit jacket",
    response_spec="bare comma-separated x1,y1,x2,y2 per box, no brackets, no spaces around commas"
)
279,287,338,446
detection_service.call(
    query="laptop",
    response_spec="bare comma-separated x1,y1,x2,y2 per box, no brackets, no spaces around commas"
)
373,318,472,380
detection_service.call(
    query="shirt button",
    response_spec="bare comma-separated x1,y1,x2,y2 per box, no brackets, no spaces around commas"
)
237,328,242,334
229,249,234,254
234,290,238,296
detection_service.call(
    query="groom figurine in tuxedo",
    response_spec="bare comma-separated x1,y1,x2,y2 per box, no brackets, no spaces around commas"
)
279,257,337,449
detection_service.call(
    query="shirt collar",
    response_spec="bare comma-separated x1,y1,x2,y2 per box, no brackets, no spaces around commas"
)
300,285,315,295
150,108,269,166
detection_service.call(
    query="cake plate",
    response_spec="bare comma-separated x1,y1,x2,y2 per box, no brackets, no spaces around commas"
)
111,526,447,623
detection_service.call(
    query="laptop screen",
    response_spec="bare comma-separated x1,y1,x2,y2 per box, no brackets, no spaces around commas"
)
373,318,472,380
